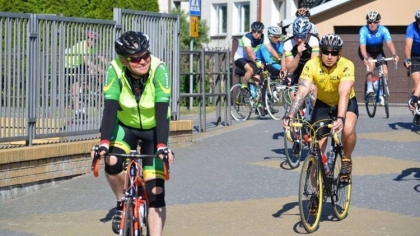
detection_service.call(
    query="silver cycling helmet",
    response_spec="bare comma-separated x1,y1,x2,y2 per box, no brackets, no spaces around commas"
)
292,17,312,38
415,9,420,20
267,26,282,37
366,11,381,22
319,33,344,51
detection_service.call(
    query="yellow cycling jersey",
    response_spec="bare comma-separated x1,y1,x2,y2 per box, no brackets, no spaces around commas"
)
300,56,356,106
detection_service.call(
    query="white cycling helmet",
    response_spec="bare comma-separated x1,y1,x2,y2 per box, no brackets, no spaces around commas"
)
292,17,312,38
320,34,344,51
415,9,420,20
366,11,381,22
267,26,282,37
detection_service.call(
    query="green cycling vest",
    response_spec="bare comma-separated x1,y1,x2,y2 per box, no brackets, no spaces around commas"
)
110,56,166,129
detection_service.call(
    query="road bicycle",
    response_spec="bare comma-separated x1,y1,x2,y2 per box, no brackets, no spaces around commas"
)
286,118,352,233
92,147,170,236
230,65,287,121
406,62,420,126
282,82,314,169
364,57,397,118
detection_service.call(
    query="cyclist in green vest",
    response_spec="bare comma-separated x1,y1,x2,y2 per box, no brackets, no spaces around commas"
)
91,31,175,235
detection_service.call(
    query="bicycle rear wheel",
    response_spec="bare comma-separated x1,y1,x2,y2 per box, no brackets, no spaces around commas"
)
284,114,303,169
299,155,323,233
331,152,352,220
123,197,134,236
230,84,252,121
365,84,377,118
265,81,286,120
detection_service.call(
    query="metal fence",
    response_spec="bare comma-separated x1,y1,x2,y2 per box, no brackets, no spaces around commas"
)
0,9,181,146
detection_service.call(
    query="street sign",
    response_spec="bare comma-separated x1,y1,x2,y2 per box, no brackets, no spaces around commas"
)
189,0,201,17
190,16,199,38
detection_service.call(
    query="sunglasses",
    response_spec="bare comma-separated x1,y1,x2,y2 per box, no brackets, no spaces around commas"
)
367,21,379,25
252,30,262,34
321,49,340,56
294,34,307,40
272,36,281,39
126,52,150,63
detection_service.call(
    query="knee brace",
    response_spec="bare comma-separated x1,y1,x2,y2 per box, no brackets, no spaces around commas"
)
104,156,125,175
145,179,165,208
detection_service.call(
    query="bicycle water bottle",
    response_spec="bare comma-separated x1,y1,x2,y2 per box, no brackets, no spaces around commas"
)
249,83,257,99
327,150,335,175
322,154,331,175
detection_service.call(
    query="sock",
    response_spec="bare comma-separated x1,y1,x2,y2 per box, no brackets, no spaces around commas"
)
241,83,248,89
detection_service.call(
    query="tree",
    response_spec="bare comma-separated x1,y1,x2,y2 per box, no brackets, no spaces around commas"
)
0,0,159,19
170,8,209,50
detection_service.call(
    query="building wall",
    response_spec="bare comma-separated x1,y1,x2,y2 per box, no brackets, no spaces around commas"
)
312,0,419,36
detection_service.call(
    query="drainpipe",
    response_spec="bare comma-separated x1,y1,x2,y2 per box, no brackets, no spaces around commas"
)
258,0,262,21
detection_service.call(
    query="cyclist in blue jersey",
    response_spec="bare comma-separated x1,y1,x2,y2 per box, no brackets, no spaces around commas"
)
405,9,420,125
234,21,280,97
256,25,286,77
359,11,399,98
255,25,286,115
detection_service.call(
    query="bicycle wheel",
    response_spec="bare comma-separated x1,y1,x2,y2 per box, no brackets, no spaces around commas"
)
299,155,323,233
265,81,286,120
364,84,377,118
123,197,134,236
382,78,389,119
284,113,303,169
230,84,252,121
331,152,352,220
138,200,148,236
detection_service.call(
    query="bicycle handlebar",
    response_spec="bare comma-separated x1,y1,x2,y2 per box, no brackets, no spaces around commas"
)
366,57,398,71
286,120,340,145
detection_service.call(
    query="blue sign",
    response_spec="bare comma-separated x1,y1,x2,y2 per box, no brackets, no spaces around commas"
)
189,0,201,16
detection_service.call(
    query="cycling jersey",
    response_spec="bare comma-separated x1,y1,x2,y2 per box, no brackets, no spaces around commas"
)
256,40,284,71
234,32,269,61
64,40,97,68
359,25,392,52
104,55,171,130
283,34,319,77
406,22,420,55
300,56,356,106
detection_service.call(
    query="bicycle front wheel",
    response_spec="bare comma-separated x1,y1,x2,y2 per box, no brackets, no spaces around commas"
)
284,114,303,169
331,153,352,220
299,155,323,233
265,81,286,120
365,93,377,118
230,84,252,121
123,197,134,236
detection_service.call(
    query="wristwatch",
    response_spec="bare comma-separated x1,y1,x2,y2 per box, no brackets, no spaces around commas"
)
337,116,346,124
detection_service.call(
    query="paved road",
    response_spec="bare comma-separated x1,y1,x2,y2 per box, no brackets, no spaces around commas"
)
0,106,420,236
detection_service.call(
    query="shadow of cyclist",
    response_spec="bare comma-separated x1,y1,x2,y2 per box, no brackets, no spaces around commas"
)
393,167,420,181
99,207,115,223
388,122,420,133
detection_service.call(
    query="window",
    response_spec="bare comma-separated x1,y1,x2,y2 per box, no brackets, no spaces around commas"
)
236,2,250,33
213,4,227,34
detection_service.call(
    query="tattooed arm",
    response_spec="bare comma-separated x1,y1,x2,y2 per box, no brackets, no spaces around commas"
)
287,78,312,119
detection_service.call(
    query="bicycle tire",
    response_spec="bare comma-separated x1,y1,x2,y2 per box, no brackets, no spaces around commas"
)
382,78,389,118
283,113,303,169
92,157,100,177
265,81,286,120
365,84,377,118
123,197,134,236
230,84,252,121
299,155,323,233
331,151,352,220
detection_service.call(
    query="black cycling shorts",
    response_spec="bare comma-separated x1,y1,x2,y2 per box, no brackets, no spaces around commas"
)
234,58,259,76
410,55,420,73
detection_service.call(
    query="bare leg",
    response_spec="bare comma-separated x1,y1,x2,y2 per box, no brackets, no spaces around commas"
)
341,111,358,159
147,186,165,236
105,156,125,200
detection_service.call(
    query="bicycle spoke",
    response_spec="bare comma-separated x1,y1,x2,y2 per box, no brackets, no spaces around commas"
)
230,84,252,121
299,155,323,233
331,153,352,220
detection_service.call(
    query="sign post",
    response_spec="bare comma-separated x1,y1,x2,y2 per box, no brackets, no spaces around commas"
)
188,0,201,110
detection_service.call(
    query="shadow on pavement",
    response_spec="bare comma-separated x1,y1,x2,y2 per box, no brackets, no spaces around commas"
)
100,207,115,223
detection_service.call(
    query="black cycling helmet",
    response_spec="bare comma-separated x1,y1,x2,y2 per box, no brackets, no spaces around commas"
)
319,33,344,51
115,31,150,57
296,8,311,17
251,21,264,32
366,11,381,22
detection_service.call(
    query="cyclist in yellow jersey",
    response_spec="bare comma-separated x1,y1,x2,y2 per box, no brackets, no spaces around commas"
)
283,34,358,177
90,31,175,236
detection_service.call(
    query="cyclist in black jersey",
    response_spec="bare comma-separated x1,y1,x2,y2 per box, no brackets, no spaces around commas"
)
90,31,175,235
